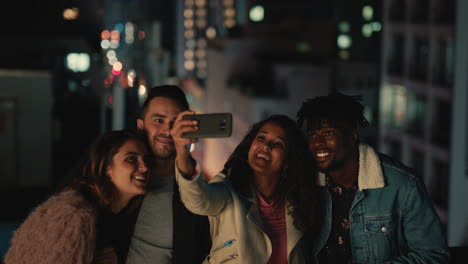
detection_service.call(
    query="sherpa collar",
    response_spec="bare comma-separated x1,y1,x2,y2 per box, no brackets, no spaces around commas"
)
317,143,385,190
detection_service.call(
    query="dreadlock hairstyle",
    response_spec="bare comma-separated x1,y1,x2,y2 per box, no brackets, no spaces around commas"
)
297,91,369,133
221,115,322,233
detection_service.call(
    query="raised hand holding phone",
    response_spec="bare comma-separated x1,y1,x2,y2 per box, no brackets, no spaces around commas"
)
171,111,199,177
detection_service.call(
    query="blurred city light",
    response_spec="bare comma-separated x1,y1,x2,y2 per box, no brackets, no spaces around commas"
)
184,49,195,59
184,60,195,71
127,70,136,87
63,8,79,20
101,30,111,40
113,61,123,71
196,18,207,28
125,22,135,44
101,40,111,49
111,69,121,76
110,30,120,40
184,9,194,19
338,21,351,33
110,40,119,49
66,53,90,72
138,31,146,40
224,18,236,28
250,5,264,22
138,84,147,96
362,5,374,21
115,23,124,32
195,0,206,8
106,50,116,60
108,57,118,66
362,24,373,38
338,50,350,60
337,34,352,49
296,42,311,53
371,22,382,32
206,27,216,39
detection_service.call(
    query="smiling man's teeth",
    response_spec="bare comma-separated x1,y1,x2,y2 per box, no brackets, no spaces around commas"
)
316,152,329,157
134,175,146,181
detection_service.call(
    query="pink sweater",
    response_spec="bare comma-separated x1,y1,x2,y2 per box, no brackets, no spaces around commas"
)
256,191,287,264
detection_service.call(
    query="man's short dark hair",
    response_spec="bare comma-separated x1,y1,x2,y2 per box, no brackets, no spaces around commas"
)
140,85,189,119
297,91,369,132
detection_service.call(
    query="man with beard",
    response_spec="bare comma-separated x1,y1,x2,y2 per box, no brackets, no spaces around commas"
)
126,85,211,264
297,92,448,264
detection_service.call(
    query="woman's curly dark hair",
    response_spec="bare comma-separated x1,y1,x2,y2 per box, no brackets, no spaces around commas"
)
222,115,322,233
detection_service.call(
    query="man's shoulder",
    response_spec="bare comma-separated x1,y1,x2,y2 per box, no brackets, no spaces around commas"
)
377,153,421,186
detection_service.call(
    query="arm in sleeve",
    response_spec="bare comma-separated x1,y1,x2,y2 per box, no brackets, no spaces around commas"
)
175,161,232,216
384,176,449,264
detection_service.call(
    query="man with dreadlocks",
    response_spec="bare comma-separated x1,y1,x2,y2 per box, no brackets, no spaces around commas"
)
297,92,448,264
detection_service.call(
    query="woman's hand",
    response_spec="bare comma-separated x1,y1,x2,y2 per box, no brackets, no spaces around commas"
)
171,110,199,177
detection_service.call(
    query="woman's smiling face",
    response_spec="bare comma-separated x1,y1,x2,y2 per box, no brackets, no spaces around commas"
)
106,139,150,199
248,122,288,179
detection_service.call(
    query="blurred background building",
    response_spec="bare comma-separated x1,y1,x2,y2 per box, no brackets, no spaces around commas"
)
0,0,466,260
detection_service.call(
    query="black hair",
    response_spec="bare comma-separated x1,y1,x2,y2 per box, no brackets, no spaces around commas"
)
297,91,369,132
222,115,322,233
140,85,189,118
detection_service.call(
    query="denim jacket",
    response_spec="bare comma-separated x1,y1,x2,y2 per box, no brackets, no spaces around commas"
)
312,144,449,264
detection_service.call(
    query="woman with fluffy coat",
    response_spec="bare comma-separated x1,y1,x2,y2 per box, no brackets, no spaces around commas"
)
4,129,151,264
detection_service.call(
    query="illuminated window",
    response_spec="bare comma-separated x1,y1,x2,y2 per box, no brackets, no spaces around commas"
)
337,34,352,49
362,5,374,21
66,53,90,72
250,5,264,22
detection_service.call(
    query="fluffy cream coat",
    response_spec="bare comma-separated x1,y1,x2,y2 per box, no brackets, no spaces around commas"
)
4,189,97,264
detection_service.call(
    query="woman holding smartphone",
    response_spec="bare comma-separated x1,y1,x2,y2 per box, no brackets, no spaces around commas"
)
171,113,321,264
5,130,151,264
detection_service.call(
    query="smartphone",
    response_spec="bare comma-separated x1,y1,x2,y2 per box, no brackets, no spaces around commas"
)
182,113,232,138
